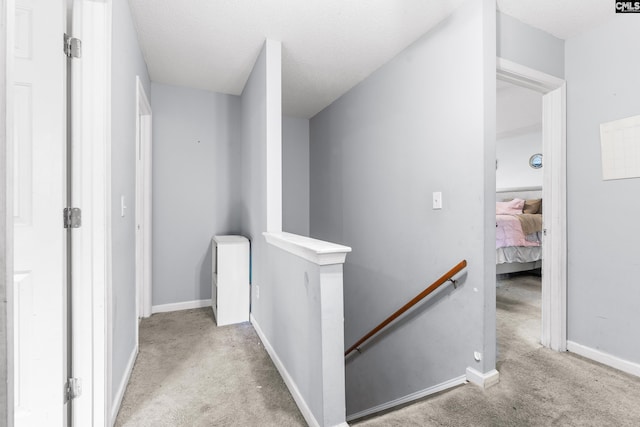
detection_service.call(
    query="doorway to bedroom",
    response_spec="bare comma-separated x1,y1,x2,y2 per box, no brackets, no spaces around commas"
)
495,78,544,365
495,58,567,361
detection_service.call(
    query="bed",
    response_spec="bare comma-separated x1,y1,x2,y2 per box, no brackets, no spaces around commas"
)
496,188,543,274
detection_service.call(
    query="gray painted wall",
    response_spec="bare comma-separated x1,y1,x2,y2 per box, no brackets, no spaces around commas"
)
282,116,310,236
497,11,565,78
263,244,333,425
239,43,268,305
566,16,640,363
151,83,241,306
310,0,496,416
110,0,151,402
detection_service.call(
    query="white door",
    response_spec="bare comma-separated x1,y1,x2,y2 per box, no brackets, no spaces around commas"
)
136,77,152,320
12,0,67,425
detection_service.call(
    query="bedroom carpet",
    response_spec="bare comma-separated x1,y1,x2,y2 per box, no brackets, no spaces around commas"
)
116,276,640,426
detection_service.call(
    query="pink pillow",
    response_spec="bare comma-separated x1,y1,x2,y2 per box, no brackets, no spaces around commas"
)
496,198,524,215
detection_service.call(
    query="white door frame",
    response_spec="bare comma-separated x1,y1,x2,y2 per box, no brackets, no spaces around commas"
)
135,76,152,321
496,57,567,351
1,0,13,424
1,1,113,424
71,0,112,425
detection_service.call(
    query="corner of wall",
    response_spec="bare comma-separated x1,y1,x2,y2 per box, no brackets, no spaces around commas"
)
466,367,500,390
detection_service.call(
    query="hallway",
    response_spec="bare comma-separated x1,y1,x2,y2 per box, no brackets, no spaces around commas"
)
115,309,305,426
116,279,640,426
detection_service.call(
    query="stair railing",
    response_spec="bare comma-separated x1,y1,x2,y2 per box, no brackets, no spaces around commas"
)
344,260,467,357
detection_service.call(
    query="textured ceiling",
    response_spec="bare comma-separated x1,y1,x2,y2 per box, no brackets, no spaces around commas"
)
497,0,611,39
128,0,614,118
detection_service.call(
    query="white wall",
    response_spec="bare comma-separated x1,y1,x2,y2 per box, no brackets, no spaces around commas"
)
496,132,543,189
110,0,151,403
282,116,310,236
0,0,7,420
310,0,496,416
496,82,542,137
151,83,241,307
497,11,564,78
566,16,640,365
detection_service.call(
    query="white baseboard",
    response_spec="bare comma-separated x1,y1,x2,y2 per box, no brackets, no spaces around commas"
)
251,314,324,427
151,299,212,314
110,345,138,426
346,374,467,422
567,341,640,378
466,367,500,389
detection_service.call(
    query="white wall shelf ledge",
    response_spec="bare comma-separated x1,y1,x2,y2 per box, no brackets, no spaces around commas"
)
263,231,351,266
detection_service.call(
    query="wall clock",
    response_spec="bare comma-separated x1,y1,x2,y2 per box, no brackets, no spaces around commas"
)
529,153,543,169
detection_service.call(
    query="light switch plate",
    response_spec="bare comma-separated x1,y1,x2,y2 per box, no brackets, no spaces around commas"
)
433,192,442,210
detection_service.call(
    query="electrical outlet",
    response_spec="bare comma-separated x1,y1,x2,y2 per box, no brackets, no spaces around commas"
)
255,285,260,299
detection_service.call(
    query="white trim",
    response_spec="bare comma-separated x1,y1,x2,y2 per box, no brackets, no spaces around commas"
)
263,231,352,266
103,1,114,423
71,1,112,425
567,341,640,378
496,58,567,352
251,314,323,427
465,367,500,389
346,375,467,422
151,299,212,314
135,75,152,321
541,84,567,352
2,0,14,424
109,345,137,426
496,58,564,94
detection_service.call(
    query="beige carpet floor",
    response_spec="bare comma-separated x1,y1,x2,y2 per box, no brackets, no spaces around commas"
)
114,308,306,427
116,274,640,426
355,273,640,426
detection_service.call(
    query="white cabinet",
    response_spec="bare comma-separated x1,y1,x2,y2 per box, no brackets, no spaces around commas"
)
212,235,250,326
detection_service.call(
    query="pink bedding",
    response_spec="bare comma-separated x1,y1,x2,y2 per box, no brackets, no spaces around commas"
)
496,214,540,249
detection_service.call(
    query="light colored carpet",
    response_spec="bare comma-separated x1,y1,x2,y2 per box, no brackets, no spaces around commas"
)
114,308,306,427
354,272,640,426
116,275,640,426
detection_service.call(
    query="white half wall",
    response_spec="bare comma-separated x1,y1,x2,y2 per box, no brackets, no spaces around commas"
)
259,232,351,427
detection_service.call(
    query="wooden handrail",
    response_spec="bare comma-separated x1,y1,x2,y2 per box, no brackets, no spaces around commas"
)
344,260,467,357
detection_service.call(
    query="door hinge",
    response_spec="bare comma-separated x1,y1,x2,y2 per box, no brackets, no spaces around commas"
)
65,377,82,402
64,33,82,58
63,207,82,229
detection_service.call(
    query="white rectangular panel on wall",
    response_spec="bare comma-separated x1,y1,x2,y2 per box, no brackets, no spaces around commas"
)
600,115,640,180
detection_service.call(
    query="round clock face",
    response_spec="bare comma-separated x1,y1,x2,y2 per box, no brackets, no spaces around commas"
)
529,153,543,169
